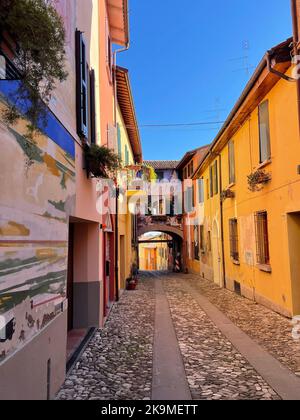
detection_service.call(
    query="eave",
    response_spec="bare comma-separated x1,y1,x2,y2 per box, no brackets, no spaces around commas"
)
106,0,129,46
193,37,293,179
116,66,142,163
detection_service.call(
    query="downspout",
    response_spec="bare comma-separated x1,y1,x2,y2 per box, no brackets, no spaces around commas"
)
218,154,226,289
115,185,120,302
112,3,130,302
291,0,300,133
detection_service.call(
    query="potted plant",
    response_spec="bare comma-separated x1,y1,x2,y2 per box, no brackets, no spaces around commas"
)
84,144,121,179
126,277,137,291
221,188,235,201
247,169,272,192
0,0,68,168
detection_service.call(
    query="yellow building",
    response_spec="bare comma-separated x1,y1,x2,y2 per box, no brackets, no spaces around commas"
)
192,37,300,318
139,233,170,271
116,67,142,292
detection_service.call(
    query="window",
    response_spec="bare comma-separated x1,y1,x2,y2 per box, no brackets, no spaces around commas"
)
228,140,235,184
209,166,214,198
214,161,219,195
198,178,204,204
207,231,212,252
259,100,271,163
89,69,96,144
125,145,129,166
192,184,195,208
206,179,210,200
194,226,200,261
229,218,239,262
117,123,122,159
76,30,88,139
200,225,205,251
255,211,270,265
185,187,193,213
209,161,219,197
191,161,194,176
156,170,164,181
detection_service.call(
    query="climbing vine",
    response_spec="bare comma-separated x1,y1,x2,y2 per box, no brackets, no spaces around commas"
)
0,0,68,167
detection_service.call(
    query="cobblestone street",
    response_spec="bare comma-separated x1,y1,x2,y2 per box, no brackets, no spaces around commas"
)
57,272,300,401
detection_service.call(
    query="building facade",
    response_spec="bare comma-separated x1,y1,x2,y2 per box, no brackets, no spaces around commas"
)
191,38,300,318
0,0,133,400
177,146,210,274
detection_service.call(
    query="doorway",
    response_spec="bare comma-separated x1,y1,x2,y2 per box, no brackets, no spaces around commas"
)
287,212,300,315
212,220,222,286
120,235,126,290
67,223,74,331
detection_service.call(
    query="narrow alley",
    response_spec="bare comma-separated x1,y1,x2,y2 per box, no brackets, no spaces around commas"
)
57,272,300,401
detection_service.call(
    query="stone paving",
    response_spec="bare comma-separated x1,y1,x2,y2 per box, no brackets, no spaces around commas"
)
57,277,155,400
56,271,297,400
163,275,280,400
183,273,300,375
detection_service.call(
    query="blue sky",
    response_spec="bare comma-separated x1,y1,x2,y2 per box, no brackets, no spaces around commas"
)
118,0,292,161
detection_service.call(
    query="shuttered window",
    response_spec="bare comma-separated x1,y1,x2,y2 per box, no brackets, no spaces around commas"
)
125,145,129,166
214,160,219,195
117,123,122,160
76,30,89,139
89,69,96,144
185,187,193,213
198,178,204,204
209,166,214,198
228,140,236,184
255,211,270,265
200,225,205,251
194,225,200,261
229,218,239,262
259,100,271,163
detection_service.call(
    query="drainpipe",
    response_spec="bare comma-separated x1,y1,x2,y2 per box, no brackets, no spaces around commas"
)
115,184,120,302
218,154,226,289
291,0,300,133
111,3,130,301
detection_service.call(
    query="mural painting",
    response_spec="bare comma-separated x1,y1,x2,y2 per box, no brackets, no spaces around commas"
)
0,83,75,362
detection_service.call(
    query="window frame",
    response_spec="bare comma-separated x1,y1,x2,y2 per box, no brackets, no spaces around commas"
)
255,211,270,266
75,30,89,140
229,218,239,262
258,100,271,164
228,139,236,185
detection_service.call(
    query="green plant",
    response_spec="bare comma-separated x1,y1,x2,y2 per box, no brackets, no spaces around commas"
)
221,188,235,201
247,169,272,192
0,0,68,155
84,144,122,179
142,164,158,181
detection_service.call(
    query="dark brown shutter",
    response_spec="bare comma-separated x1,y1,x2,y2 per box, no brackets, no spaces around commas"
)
89,69,96,144
75,30,88,139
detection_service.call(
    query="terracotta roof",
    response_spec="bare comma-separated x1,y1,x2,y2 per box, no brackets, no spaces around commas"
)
193,37,293,178
177,145,210,171
116,66,142,163
106,0,129,46
143,160,180,170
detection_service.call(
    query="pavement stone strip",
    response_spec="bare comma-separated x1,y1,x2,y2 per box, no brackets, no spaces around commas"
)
183,274,300,375
57,272,300,400
57,278,155,401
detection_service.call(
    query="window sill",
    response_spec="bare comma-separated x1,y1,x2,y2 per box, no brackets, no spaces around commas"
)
257,264,272,273
231,259,240,266
227,182,236,189
256,159,272,171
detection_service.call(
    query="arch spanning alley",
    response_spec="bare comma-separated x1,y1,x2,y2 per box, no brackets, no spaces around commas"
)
138,224,184,240
138,227,183,273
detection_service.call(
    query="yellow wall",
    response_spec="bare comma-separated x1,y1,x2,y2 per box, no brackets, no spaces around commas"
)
139,236,169,271
116,105,136,290
195,67,300,317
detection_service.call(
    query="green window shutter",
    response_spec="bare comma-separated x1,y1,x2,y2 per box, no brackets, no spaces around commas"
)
125,145,129,166
117,124,122,160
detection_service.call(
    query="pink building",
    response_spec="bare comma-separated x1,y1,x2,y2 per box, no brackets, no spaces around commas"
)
0,0,129,400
